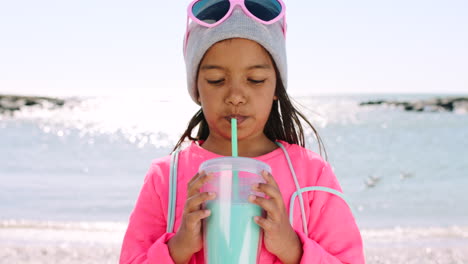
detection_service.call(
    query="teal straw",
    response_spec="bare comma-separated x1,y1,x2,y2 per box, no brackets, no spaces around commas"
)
231,118,238,157
231,118,239,201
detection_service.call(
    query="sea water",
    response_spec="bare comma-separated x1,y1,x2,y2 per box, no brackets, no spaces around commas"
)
1,93,468,227
2,93,468,264
204,202,263,264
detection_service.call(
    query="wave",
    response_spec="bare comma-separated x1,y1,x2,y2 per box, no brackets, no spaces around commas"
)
0,219,127,232
3,219,468,239
0,219,127,247
362,226,468,240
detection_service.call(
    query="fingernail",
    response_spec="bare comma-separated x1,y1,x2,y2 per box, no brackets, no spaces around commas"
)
249,195,256,202
251,183,259,190
208,192,215,197
205,210,211,215
254,216,260,222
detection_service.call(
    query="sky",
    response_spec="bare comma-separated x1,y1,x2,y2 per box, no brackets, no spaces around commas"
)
0,0,467,100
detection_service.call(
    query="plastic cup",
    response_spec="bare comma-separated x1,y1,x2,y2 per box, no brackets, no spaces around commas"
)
200,157,271,264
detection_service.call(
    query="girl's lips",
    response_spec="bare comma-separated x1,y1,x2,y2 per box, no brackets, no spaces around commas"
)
225,116,248,124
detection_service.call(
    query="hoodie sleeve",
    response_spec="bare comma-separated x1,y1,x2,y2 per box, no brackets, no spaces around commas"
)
282,161,365,264
119,162,177,264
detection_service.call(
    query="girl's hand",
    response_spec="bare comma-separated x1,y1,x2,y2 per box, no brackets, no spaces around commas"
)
249,171,303,264
168,171,216,264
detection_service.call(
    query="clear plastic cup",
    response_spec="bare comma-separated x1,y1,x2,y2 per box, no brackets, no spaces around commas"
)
200,157,271,264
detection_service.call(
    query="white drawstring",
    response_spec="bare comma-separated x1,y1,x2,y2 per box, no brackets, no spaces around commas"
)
275,142,309,235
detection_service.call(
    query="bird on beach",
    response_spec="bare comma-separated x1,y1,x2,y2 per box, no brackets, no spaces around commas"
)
400,171,414,180
364,175,381,188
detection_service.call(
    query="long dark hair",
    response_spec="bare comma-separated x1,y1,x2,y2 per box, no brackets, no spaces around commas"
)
172,57,328,160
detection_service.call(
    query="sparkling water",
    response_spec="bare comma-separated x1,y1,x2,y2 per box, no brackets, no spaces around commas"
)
1,93,467,228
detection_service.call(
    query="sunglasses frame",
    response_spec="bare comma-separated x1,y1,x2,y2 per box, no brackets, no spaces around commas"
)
184,0,287,55
188,0,286,28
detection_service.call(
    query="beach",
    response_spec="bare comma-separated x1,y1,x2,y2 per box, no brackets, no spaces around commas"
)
0,221,122,264
363,226,468,264
1,94,468,263
1,221,468,263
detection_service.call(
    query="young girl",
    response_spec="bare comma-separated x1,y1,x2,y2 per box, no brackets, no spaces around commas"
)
120,1,364,263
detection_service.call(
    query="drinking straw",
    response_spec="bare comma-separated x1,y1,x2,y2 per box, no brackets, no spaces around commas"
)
231,118,239,201
231,118,238,157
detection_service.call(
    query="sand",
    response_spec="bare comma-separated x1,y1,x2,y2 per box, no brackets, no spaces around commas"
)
1,221,467,263
363,226,468,264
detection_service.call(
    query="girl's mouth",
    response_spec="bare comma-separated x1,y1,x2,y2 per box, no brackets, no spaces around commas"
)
225,115,248,125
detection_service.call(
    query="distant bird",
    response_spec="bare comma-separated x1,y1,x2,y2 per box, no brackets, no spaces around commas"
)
400,171,414,180
364,175,381,188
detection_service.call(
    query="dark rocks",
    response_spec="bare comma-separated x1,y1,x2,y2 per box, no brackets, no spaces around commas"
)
360,96,468,113
0,94,66,115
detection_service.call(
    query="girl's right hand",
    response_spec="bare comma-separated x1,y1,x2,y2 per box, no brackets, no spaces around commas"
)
168,171,216,263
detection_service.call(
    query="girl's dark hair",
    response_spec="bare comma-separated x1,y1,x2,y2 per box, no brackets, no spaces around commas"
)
172,55,327,160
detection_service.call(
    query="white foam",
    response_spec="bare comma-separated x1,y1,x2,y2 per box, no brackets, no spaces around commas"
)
0,219,127,231
2,220,468,263
0,220,126,246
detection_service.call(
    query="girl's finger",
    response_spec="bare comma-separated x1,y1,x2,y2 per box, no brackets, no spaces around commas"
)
185,191,216,213
252,182,281,202
261,170,280,189
187,171,202,186
187,171,204,196
187,172,213,197
185,210,212,229
249,195,280,221
254,216,273,232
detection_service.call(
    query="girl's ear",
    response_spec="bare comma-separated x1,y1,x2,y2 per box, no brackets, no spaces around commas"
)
273,95,278,100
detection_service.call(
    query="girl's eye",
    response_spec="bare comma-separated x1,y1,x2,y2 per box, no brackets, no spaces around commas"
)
249,79,266,84
207,79,224,85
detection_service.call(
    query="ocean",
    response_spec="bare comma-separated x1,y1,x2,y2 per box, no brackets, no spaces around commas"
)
1,93,467,263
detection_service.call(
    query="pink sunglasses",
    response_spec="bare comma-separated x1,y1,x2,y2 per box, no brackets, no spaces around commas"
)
184,0,287,55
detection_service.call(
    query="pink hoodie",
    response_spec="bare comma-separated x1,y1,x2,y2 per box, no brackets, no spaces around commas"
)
120,140,364,263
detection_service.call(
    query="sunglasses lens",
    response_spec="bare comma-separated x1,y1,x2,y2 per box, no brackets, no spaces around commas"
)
192,0,230,24
245,0,282,21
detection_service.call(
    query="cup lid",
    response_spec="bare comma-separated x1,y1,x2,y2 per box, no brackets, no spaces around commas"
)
199,157,271,174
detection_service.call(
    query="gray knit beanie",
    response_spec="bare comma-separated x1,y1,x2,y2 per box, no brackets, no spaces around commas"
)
184,7,287,104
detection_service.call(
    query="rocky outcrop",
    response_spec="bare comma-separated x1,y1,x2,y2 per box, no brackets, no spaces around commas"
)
360,97,468,113
0,94,66,115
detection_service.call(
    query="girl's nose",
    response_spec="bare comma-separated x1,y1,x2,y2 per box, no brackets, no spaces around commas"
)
225,82,246,106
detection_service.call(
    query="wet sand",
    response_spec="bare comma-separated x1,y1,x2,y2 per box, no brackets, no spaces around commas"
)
1,221,467,263
363,227,468,264
2,244,468,264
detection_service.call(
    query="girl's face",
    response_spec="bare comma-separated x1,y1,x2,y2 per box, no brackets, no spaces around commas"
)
197,38,277,142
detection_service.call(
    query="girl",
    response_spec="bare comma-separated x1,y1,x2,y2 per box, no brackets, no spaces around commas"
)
120,1,364,263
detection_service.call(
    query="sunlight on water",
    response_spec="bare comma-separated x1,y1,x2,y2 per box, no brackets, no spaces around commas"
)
8,96,200,148
5,95,371,148
294,95,369,127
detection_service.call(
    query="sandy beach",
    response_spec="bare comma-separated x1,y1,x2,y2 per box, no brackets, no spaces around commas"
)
362,227,468,264
1,221,467,264
0,221,123,264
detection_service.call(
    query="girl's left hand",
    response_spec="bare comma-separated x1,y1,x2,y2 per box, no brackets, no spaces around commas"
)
249,171,303,263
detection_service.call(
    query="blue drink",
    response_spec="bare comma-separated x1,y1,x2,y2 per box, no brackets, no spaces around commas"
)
204,202,263,264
